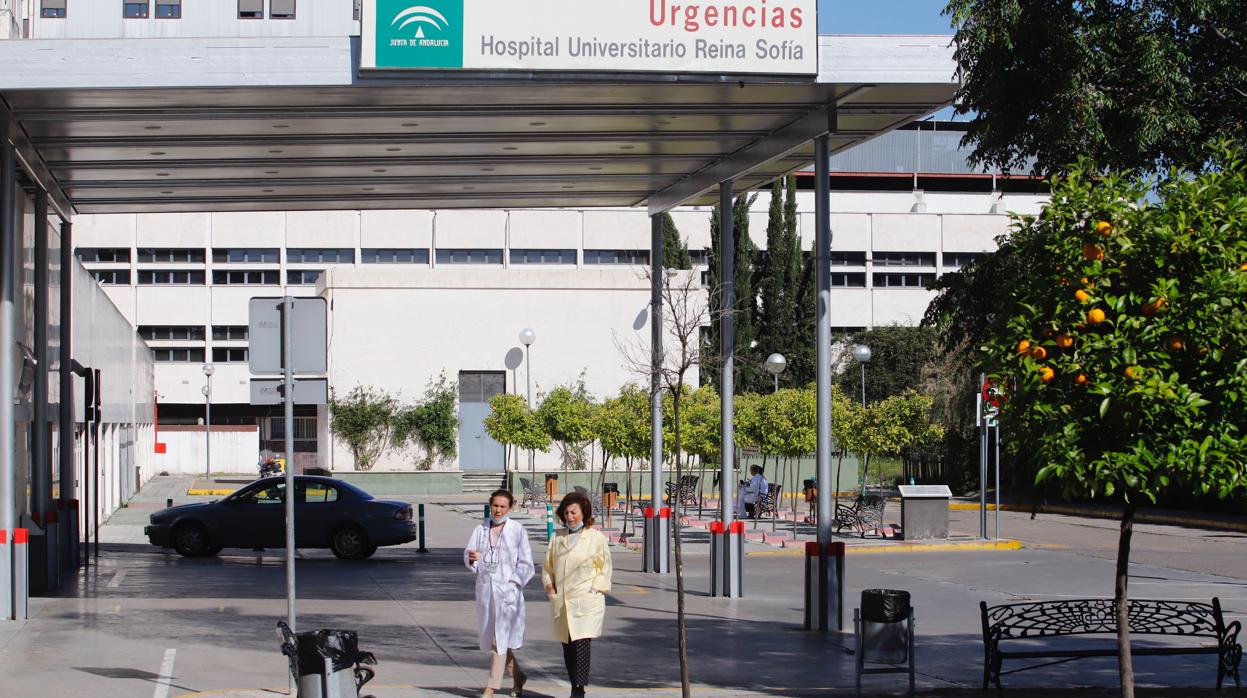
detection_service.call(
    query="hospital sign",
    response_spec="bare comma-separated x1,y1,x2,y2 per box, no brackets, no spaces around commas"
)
361,0,818,75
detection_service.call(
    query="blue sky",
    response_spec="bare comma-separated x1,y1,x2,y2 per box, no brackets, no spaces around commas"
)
818,0,954,35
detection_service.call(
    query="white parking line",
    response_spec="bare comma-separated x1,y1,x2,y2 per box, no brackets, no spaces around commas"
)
152,648,176,698
107,570,127,588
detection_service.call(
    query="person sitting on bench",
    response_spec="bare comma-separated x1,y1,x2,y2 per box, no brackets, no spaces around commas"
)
735,465,768,519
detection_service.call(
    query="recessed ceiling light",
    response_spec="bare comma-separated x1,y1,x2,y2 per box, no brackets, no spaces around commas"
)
386,147,401,152
372,169,388,173
588,166,603,171
401,122,420,127
156,173,169,177
261,189,274,193
264,170,279,175
144,126,162,131
463,186,475,190
503,146,518,151
362,187,375,192
272,124,290,129
529,121,547,126
481,167,495,172
620,145,636,150
150,151,166,156
562,185,574,189
160,190,174,194
268,149,284,154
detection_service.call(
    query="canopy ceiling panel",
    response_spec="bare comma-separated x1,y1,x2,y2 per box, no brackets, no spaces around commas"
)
0,35,957,216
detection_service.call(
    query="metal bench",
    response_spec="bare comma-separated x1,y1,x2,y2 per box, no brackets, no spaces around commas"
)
833,494,887,538
518,477,546,508
754,483,782,519
980,597,1242,693
664,474,699,507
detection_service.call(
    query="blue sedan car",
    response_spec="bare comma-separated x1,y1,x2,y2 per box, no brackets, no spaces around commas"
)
145,475,416,559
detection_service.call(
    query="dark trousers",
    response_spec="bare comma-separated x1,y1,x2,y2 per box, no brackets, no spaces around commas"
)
562,638,592,688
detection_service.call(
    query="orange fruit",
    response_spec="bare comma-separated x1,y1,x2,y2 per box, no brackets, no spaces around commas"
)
1016,340,1032,355
1086,308,1106,325
1124,366,1142,380
1030,346,1048,361
1074,373,1088,386
1095,220,1114,236
1198,347,1209,357
1074,289,1091,303
1080,277,1090,284
1166,336,1184,352
1239,262,1247,272
1038,367,1055,383
1082,243,1105,261
1142,297,1167,317
1056,333,1074,349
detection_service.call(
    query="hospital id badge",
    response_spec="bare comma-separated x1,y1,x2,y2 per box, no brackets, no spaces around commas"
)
484,562,499,574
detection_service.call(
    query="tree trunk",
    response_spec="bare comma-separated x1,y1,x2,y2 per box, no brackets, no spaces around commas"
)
1116,500,1138,698
671,395,691,698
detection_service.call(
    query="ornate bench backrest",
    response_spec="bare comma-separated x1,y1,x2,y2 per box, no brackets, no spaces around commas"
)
984,599,1221,641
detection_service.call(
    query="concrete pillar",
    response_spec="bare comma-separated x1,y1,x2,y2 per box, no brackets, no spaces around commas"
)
712,179,741,597
1,116,18,618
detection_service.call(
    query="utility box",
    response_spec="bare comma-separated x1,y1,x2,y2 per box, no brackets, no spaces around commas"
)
897,485,952,540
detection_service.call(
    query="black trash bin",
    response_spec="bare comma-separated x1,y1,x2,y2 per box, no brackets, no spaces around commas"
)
859,589,911,665
279,623,376,698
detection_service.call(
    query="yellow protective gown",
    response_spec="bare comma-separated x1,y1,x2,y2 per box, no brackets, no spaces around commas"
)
542,527,612,643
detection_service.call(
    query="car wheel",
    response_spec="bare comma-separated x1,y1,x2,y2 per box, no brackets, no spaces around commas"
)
173,522,210,557
330,525,370,560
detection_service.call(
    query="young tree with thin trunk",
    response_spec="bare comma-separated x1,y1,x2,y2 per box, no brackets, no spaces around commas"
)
617,269,715,698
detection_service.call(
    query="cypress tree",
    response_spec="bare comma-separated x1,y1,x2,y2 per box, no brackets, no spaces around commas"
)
662,212,691,270
757,180,790,387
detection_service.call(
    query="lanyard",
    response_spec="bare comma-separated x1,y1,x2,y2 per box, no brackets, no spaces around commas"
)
483,523,505,565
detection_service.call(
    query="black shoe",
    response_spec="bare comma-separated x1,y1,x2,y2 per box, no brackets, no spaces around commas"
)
569,687,585,698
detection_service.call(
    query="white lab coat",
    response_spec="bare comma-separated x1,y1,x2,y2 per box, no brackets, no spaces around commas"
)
464,519,535,653
735,473,769,517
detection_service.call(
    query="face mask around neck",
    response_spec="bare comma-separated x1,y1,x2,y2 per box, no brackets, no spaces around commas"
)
491,515,509,526
566,521,584,532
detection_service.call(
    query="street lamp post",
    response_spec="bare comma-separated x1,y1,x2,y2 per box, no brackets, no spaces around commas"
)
202,362,215,478
850,344,871,492
764,353,787,394
519,328,536,479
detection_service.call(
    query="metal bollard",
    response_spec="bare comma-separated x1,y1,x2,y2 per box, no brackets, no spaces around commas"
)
416,504,428,553
546,505,554,540
804,541,845,631
709,520,743,597
167,498,173,509
67,500,80,569
482,504,490,521
0,530,9,620
13,529,28,620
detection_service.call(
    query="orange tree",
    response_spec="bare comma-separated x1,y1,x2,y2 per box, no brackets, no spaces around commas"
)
933,148,1247,695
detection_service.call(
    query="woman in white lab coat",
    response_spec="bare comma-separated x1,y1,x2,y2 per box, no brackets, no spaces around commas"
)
465,489,534,698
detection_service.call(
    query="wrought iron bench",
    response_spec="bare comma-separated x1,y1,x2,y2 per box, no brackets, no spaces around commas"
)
980,597,1242,693
833,494,887,538
754,483,782,520
518,477,547,508
664,474,700,507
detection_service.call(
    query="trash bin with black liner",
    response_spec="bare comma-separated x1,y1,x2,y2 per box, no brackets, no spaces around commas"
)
854,588,915,696
278,622,377,698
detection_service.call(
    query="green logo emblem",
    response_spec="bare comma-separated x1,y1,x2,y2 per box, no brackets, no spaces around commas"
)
375,0,464,69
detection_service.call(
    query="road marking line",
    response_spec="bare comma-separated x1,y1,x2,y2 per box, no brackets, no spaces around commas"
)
107,570,127,588
153,648,176,698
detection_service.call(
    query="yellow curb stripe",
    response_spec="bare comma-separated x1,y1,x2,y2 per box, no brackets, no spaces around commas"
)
949,502,999,511
747,539,1023,556
186,488,235,496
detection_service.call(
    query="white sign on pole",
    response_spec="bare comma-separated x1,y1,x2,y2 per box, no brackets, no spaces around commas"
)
248,297,327,375
361,0,819,75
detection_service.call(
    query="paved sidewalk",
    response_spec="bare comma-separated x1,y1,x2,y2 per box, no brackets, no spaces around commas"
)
0,477,1242,697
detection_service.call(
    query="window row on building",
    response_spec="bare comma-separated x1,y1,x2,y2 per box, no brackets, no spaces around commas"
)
139,325,248,342
91,269,326,286
150,346,251,363
41,0,296,20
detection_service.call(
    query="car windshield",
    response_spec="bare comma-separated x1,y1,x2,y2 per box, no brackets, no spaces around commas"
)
226,477,374,502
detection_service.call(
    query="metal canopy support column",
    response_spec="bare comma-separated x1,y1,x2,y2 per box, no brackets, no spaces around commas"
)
811,110,841,630
58,219,75,573
645,214,669,574
1,115,17,619
33,192,49,519
712,179,742,598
